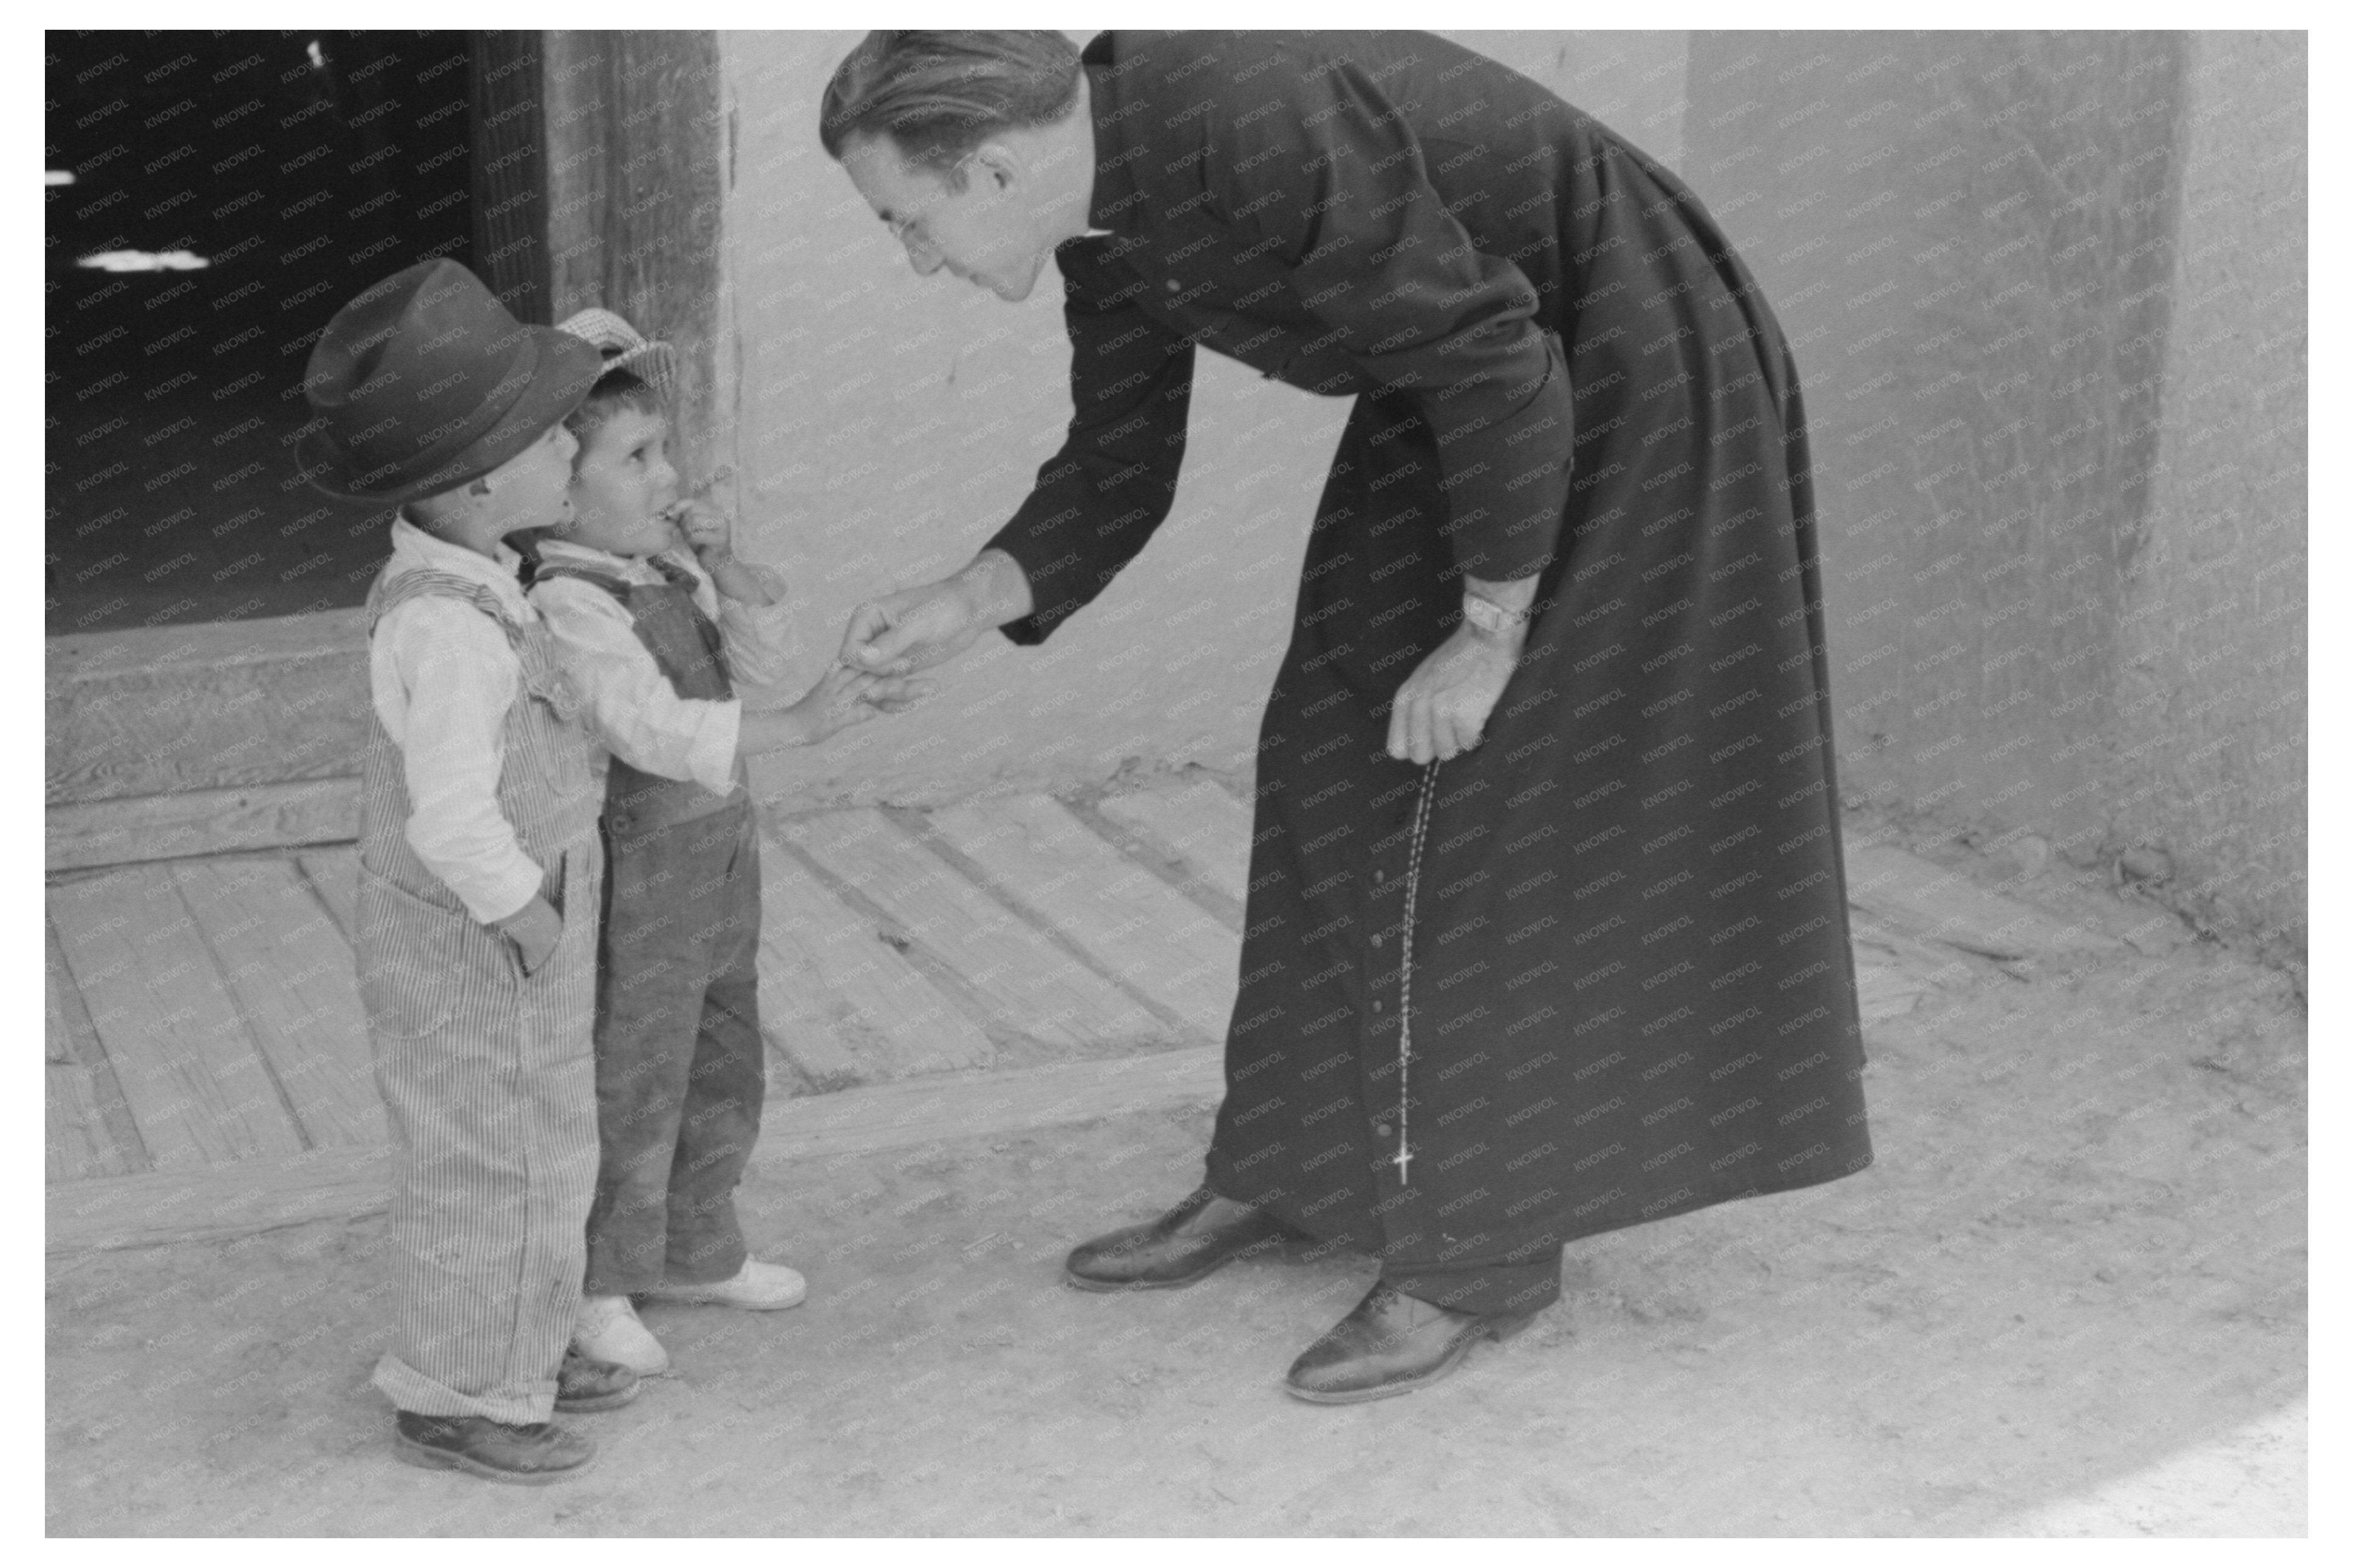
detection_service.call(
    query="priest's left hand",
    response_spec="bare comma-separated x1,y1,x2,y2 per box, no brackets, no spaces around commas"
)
1387,621,1524,764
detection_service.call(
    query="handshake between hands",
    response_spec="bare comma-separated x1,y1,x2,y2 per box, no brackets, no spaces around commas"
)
797,550,1035,742
784,553,1013,746
652,490,942,752
762,562,1002,753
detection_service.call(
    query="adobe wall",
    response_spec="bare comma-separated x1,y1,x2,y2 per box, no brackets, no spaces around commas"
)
2107,33,2304,961
1680,33,2304,960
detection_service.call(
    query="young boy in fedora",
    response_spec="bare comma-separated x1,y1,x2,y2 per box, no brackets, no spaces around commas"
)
300,259,642,1484
523,309,925,1377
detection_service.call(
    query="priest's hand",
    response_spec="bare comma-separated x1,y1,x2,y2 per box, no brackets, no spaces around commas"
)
1387,620,1525,765
842,549,1035,677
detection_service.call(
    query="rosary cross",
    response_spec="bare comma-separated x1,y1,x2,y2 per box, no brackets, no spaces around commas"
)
1392,1139,1414,1183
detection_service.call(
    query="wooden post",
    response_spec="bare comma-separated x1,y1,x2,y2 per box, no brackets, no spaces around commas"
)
469,30,550,322
540,31,726,482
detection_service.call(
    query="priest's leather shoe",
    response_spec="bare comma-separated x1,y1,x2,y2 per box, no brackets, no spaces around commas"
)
392,1411,596,1484
1064,1184,1292,1291
554,1348,639,1413
1283,1281,1538,1403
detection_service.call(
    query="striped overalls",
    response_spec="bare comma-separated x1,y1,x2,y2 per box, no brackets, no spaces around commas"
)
531,558,765,1297
355,567,604,1424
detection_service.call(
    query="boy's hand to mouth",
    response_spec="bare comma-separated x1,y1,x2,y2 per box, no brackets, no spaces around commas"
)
661,472,780,607
661,496,730,557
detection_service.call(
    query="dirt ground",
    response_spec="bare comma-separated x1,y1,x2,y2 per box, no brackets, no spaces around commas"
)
46,837,2305,1536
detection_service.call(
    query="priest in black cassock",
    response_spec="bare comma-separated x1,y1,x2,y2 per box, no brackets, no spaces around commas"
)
825,30,1873,1403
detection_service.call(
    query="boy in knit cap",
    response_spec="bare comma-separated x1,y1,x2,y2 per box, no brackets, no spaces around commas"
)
525,308,926,1376
299,260,638,1484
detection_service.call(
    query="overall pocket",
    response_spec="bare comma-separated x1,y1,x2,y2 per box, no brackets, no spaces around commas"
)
355,865,505,1038
512,848,572,982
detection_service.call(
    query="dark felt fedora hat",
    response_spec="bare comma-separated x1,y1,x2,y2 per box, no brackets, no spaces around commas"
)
298,259,604,505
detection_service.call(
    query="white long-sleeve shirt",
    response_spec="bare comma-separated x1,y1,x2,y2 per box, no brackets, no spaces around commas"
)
526,538,791,794
367,517,551,925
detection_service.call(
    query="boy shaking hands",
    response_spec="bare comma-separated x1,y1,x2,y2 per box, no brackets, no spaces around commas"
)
525,310,924,1377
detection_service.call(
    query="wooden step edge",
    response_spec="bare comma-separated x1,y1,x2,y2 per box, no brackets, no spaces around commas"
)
47,1045,1228,1256
48,778,359,874
47,1144,392,1256
763,1043,1224,1165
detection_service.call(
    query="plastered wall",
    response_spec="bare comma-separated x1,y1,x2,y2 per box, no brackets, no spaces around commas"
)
2108,33,2304,958
1680,32,2304,961
715,30,1687,809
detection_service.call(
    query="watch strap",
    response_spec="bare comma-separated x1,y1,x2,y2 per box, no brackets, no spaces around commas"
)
1463,593,1533,635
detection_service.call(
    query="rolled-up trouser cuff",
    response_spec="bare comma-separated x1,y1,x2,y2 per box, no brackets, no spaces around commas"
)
371,1352,554,1426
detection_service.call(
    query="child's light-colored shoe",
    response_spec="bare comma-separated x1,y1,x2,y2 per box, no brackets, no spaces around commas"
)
574,1294,670,1377
641,1259,807,1312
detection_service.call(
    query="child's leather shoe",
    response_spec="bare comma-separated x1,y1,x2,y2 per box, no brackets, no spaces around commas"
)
641,1258,807,1311
574,1294,670,1376
393,1411,595,1484
554,1347,640,1412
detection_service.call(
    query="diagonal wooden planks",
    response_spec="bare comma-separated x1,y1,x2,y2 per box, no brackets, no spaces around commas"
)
45,943,73,1066
294,845,359,946
44,917,148,1174
783,806,1171,1055
754,831,995,1089
47,1062,126,1184
48,867,304,1168
172,859,383,1148
923,793,1239,1041
1094,775,1255,910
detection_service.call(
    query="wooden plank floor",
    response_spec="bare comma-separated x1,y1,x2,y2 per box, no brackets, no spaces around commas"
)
47,767,1951,1252
45,771,1262,1249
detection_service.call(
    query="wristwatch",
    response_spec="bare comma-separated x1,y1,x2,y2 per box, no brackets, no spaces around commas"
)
1463,592,1533,638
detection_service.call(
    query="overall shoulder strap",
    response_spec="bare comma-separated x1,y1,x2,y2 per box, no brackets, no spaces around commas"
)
645,553,730,670
367,568,525,650
528,562,636,602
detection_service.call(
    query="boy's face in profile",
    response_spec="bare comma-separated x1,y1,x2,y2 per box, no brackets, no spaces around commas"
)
557,404,682,559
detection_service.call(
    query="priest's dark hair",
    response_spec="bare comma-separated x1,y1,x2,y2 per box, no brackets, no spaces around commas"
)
819,31,1082,186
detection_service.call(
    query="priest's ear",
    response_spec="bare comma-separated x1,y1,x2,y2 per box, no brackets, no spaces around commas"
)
956,140,1024,197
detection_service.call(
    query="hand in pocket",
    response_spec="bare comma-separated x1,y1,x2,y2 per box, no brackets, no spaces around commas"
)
492,893,564,978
